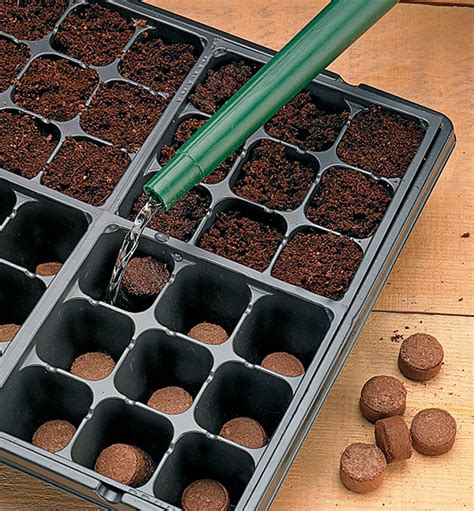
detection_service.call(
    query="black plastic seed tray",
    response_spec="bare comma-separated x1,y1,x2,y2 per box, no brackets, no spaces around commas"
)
0,1,455,510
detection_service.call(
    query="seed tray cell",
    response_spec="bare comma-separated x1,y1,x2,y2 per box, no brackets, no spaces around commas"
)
0,1,455,510
0,36,30,93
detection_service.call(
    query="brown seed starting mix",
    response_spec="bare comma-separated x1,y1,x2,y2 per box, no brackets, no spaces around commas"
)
81,81,167,153
233,140,316,211
359,375,407,423
199,210,283,272
0,1,68,41
219,417,267,449
187,322,229,345
307,168,392,238
32,419,76,453
410,408,456,456
0,324,21,343
261,352,305,377
147,386,193,415
121,32,198,94
398,333,444,382
189,59,259,114
0,110,58,179
160,117,238,184
272,231,363,300
182,479,230,511
130,189,210,242
337,105,426,178
42,138,131,206
55,4,135,67
70,352,116,381
14,58,98,122
0,38,30,92
265,91,349,152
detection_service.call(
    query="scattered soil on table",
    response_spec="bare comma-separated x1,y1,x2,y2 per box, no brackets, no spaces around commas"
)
337,105,426,178
233,140,315,211
307,168,392,238
120,31,198,94
189,59,259,114
42,137,130,206
160,117,238,184
0,110,57,179
14,57,98,122
265,91,349,152
461,232,470,238
199,210,283,272
81,81,166,152
55,3,135,66
272,231,363,300
0,1,68,41
130,188,210,242
0,38,30,92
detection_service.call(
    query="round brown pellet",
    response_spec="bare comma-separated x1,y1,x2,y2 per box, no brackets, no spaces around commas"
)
70,352,115,381
187,322,228,345
410,408,456,456
359,375,407,423
0,323,21,342
32,420,76,453
35,262,63,276
147,386,193,414
95,443,155,487
339,443,386,494
219,417,267,449
398,333,444,381
261,352,305,377
182,479,230,511
374,415,412,463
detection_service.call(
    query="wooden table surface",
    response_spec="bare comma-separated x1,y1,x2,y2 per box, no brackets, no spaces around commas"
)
1,1,472,509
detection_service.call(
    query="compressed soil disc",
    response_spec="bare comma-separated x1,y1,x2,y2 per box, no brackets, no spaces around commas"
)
374,416,412,463
70,352,116,381
147,386,193,415
0,324,21,342
398,333,444,381
410,408,456,456
339,443,386,494
182,479,230,511
261,352,305,377
360,375,407,423
187,322,228,345
219,417,267,449
32,420,76,453
95,443,155,487
35,262,63,277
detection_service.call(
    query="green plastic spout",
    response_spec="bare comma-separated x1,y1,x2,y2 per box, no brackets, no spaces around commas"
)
145,0,398,210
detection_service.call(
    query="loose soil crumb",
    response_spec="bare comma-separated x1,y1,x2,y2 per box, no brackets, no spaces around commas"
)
0,1,68,41
129,188,210,242
0,110,57,179
55,3,135,66
307,168,392,238
14,57,98,121
160,117,237,184
42,137,130,206
272,231,363,300
120,32,198,94
461,232,470,238
81,81,166,152
0,38,30,92
199,210,283,272
233,140,315,211
189,59,258,114
265,91,349,152
337,105,425,178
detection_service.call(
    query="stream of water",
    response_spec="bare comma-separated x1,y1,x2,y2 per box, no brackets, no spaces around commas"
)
106,198,161,306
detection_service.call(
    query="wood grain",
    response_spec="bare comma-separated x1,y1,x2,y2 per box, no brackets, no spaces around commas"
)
1,1,472,510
